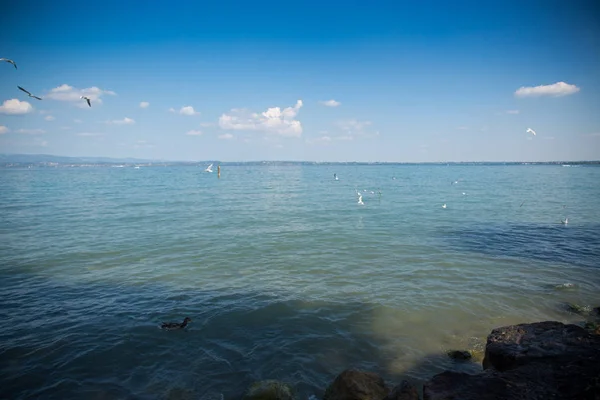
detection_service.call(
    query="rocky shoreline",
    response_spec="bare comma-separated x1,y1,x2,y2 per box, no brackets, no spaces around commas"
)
244,310,600,400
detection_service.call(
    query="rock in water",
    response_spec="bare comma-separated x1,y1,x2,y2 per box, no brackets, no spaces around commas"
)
424,321,600,400
446,350,472,361
323,370,389,400
482,321,600,371
383,381,420,400
244,380,295,400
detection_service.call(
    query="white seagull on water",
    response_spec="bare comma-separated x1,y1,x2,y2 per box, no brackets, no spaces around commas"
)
81,96,91,107
205,163,213,173
0,58,17,69
526,128,536,136
18,86,42,100
356,190,364,205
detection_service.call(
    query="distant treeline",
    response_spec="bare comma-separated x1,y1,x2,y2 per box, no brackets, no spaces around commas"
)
1,154,599,167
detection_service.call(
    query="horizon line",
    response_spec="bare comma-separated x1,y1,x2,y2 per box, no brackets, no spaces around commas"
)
1,153,599,165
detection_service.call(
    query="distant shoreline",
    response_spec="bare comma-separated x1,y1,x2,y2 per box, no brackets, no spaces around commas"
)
1,154,599,167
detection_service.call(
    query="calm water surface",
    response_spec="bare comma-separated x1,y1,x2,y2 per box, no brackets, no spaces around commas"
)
1,164,599,399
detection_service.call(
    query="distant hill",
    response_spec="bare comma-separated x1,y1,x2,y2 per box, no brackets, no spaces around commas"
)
0,153,598,166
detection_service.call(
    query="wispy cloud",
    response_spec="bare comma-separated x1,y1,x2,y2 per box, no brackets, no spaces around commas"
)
199,122,215,127
514,82,580,97
170,106,200,116
306,135,333,145
76,132,103,137
584,132,600,138
219,100,303,138
506,110,520,114
139,101,149,108
185,130,203,136
45,84,116,107
218,133,234,140
17,128,45,135
0,99,33,115
106,117,135,125
456,126,469,130
134,140,155,148
30,138,48,147
334,119,378,139
44,115,55,121
0,125,9,134
319,99,341,107
74,119,82,123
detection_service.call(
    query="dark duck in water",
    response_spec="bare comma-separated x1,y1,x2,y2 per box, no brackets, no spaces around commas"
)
161,317,192,330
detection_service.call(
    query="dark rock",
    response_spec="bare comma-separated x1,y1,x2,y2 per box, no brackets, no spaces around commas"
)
482,321,600,371
424,321,600,400
244,380,295,400
425,362,600,400
323,370,389,400
383,381,419,400
445,350,472,361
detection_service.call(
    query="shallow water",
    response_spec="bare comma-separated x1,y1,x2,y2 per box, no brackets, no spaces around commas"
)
1,164,599,399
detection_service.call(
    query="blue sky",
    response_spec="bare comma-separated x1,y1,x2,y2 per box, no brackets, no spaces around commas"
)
0,0,598,162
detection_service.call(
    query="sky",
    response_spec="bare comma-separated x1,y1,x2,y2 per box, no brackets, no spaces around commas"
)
0,0,599,162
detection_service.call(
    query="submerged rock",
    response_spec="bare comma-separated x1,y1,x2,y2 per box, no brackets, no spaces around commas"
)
323,370,389,400
383,381,420,400
424,321,600,399
445,350,472,361
244,380,295,400
564,302,593,315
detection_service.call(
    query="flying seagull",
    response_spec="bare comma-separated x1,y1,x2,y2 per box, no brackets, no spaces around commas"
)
81,96,91,107
0,58,17,69
17,86,42,100
205,163,213,173
526,128,536,136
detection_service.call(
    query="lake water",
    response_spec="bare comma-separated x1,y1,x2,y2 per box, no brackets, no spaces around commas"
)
1,164,599,399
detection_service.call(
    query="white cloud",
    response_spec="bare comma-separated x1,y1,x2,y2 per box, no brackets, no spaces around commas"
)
44,115,55,121
0,125,9,134
506,110,520,114
170,106,200,116
74,119,82,123
319,99,341,107
106,117,135,125
334,119,378,139
219,100,303,138
17,128,45,135
139,101,150,108
45,84,116,107
186,130,203,136
77,132,102,137
0,99,33,115
514,82,580,97
218,133,234,140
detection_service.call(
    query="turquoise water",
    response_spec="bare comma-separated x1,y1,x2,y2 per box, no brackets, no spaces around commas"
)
1,164,599,399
